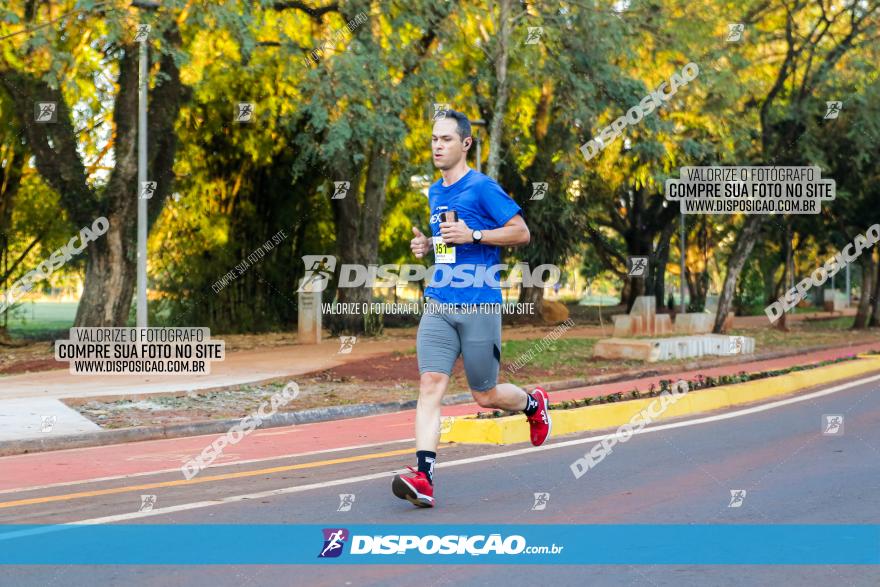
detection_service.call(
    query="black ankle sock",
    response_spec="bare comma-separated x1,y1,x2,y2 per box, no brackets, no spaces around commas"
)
523,393,539,416
416,450,436,485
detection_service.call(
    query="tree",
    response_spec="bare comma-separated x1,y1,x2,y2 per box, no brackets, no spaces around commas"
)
0,1,187,326
712,0,880,332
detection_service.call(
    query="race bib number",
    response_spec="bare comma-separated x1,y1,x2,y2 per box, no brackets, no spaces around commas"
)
433,237,456,264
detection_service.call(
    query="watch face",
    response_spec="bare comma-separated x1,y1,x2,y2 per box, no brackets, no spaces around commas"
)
474,230,482,242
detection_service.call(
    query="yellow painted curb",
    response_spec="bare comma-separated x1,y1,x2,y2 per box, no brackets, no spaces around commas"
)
440,356,880,445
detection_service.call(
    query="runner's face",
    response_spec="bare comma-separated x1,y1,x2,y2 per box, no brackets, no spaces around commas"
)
432,118,469,170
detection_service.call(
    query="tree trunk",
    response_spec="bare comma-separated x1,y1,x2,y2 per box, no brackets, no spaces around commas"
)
486,0,512,179
868,250,880,327
651,223,675,310
714,215,765,333
74,213,137,326
329,144,390,335
685,268,708,312
853,252,876,329
518,282,544,321
1,25,185,328
776,222,791,331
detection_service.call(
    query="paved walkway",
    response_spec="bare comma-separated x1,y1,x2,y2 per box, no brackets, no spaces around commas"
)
0,309,855,402
1,339,875,493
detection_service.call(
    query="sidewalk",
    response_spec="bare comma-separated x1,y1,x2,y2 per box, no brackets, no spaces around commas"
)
0,309,855,401
1,340,876,492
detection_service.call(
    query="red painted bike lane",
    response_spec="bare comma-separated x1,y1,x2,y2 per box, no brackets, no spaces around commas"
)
1,341,876,493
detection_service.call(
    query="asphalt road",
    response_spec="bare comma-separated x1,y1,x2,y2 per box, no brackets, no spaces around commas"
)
1,373,879,586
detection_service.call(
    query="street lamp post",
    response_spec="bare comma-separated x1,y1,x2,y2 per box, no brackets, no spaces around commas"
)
131,0,159,328
680,213,686,313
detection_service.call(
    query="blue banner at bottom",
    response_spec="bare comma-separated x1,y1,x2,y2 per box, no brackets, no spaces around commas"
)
0,524,877,565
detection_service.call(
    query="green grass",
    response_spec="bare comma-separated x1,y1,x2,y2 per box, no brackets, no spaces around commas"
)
502,337,598,371
4,301,78,338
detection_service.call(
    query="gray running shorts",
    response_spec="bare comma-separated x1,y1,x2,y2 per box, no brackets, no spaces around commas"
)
416,298,502,392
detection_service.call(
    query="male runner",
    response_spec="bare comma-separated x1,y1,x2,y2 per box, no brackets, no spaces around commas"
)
391,110,552,508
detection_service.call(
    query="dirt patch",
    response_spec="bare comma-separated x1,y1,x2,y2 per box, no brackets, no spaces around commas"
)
0,342,59,375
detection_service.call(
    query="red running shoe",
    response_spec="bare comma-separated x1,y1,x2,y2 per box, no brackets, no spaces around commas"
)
527,387,552,446
392,466,435,508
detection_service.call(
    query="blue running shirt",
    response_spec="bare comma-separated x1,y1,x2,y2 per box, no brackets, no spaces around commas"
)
424,169,523,304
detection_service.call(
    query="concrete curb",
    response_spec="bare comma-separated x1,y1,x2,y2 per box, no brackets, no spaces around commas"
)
440,355,880,445
0,342,874,457
0,399,419,457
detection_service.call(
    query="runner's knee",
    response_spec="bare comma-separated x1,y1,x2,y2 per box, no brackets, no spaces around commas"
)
472,387,497,407
420,371,448,396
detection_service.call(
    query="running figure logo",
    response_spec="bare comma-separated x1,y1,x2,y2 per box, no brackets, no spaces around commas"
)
40,415,56,433
531,492,550,510
822,414,844,435
627,257,648,277
530,182,548,201
432,102,451,121
726,23,744,42
298,255,337,292
337,494,356,512
34,102,57,123
134,24,151,43
728,490,747,508
140,181,157,200
236,102,255,123
824,101,842,119
139,494,157,512
728,336,745,355
318,528,349,558
332,181,350,200
525,27,543,45
338,336,357,354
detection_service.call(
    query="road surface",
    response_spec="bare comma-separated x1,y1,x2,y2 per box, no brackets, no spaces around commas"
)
0,372,878,585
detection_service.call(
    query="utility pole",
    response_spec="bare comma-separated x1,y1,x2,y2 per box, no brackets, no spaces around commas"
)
680,213,686,313
132,1,159,327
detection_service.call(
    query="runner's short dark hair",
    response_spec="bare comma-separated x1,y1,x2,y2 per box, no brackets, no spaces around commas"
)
440,109,472,143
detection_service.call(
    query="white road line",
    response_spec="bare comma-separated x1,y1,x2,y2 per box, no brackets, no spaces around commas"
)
2,372,878,538
0,438,416,495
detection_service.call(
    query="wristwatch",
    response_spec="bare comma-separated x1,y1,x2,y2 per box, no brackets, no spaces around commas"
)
472,229,483,244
